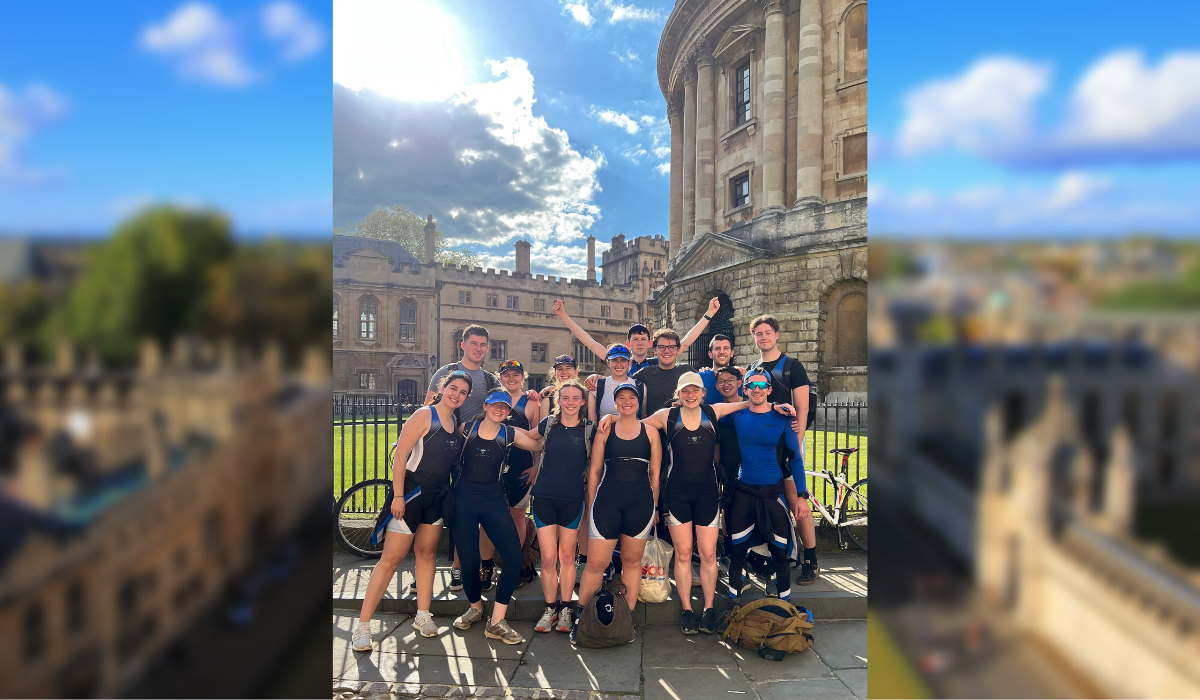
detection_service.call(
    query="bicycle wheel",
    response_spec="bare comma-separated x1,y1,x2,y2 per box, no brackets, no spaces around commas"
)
336,478,392,558
839,478,868,552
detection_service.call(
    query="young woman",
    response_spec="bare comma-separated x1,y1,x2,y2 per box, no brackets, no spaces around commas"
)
588,344,636,422
573,382,662,641
493,360,541,586
352,372,471,651
524,381,591,633
539,354,579,417
451,391,543,644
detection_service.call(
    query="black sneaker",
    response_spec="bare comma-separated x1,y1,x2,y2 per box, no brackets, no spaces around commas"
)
480,565,495,591
699,607,718,634
680,609,699,635
449,568,463,592
568,612,580,644
798,562,819,586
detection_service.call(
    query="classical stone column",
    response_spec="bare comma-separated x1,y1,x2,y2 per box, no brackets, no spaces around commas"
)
682,64,697,246
667,100,683,261
760,0,787,214
693,44,715,238
795,0,824,207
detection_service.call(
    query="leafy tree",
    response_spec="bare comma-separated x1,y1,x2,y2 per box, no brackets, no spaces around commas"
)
334,205,480,267
49,206,235,364
1098,261,1200,310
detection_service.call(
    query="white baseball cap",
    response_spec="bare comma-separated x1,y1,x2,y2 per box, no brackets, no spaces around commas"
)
676,371,704,392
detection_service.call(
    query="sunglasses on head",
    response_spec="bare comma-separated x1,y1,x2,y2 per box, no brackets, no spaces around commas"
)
744,380,771,390
553,355,575,366
499,360,523,372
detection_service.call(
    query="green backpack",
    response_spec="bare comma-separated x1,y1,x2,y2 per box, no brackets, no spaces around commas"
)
719,598,815,659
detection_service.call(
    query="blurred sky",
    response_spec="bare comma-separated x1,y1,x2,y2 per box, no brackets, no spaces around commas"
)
333,0,674,280
0,0,331,236
870,0,1200,237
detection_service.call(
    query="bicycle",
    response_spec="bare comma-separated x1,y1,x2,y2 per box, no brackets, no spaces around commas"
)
334,442,399,558
803,447,867,552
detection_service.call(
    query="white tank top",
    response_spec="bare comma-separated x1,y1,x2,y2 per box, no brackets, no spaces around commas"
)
598,375,630,417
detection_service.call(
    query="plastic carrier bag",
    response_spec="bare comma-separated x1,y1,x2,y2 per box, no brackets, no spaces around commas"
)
638,532,673,603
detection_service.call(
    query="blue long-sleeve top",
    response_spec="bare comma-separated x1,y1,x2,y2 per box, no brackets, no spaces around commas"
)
730,408,803,485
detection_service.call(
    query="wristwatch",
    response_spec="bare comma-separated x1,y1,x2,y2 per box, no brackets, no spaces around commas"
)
703,313,713,321
798,490,810,500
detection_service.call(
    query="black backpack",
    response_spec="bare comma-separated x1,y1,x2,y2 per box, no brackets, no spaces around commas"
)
439,362,500,423
747,354,817,429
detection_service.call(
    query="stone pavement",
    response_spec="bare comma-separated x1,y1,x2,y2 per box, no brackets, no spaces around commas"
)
333,611,866,700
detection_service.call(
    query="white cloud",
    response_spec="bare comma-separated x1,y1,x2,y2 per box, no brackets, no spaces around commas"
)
591,107,641,134
1056,50,1200,158
334,58,604,247
897,56,1050,157
621,144,648,164
562,1,661,27
0,82,68,187
614,48,640,64
655,162,671,176
141,3,258,86
262,0,325,62
564,3,593,26
1043,171,1112,212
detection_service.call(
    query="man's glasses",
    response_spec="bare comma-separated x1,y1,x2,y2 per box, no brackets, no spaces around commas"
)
744,380,771,390
655,344,679,351
716,378,739,385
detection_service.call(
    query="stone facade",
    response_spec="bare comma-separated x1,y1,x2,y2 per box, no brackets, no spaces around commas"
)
333,232,669,395
0,342,329,698
651,0,867,400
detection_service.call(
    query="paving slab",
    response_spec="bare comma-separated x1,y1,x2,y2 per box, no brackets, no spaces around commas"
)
643,667,754,700
753,679,858,700
385,618,535,660
507,626,644,693
338,650,519,686
834,668,867,700
811,620,868,670
641,625,740,668
334,613,409,677
729,645,835,683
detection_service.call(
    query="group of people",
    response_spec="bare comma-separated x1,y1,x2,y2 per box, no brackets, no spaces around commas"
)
351,298,819,652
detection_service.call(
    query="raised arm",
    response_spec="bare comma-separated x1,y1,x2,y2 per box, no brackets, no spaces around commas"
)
678,297,722,354
553,299,607,359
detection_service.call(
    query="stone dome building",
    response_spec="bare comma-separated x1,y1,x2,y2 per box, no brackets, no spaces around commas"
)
650,0,867,402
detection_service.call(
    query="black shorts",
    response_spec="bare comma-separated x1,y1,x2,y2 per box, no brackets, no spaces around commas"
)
589,480,655,540
725,486,793,551
664,473,720,528
503,467,533,509
531,496,584,530
386,482,445,535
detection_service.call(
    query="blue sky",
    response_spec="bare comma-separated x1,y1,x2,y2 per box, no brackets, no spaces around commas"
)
0,1,330,236
333,0,674,280
871,0,1200,237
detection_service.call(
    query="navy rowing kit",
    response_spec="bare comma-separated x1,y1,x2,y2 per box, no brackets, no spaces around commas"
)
372,406,461,541
500,394,535,508
725,408,804,602
663,406,721,529
530,416,591,530
589,422,656,540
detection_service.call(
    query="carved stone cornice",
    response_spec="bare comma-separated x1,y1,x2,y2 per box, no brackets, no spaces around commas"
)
758,0,786,17
690,39,714,68
683,65,697,86
666,100,682,124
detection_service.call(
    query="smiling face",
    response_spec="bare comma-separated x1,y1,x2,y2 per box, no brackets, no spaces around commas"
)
500,369,524,392
709,338,733,368
614,388,639,417
606,355,630,377
440,377,471,409
484,401,511,424
554,364,577,383
752,323,778,353
744,375,770,406
715,371,740,400
653,337,680,369
557,385,585,418
461,332,489,364
678,384,703,408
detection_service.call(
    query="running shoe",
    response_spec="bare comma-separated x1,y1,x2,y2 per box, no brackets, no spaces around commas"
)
698,607,718,634
797,562,819,586
680,609,699,635
453,606,484,630
535,607,558,633
555,606,574,633
351,621,372,652
412,611,437,638
484,619,525,645
449,568,464,592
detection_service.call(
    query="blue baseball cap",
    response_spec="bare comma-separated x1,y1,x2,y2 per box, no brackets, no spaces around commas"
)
612,382,640,400
483,391,514,408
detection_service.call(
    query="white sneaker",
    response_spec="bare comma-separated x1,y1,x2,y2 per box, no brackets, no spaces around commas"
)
412,610,437,638
351,621,372,652
535,606,558,633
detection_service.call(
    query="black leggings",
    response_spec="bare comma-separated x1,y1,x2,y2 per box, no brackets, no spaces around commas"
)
725,488,793,602
453,480,523,606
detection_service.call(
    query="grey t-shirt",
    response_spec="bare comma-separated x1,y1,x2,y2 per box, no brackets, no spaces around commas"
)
428,363,496,421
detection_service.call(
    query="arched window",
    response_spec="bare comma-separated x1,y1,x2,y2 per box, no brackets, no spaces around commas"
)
359,296,378,340
835,293,867,366
399,299,417,341
840,2,867,85
332,296,339,338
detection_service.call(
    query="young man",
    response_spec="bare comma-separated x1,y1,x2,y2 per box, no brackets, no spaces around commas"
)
697,334,740,405
725,370,819,602
553,297,722,387
631,329,693,418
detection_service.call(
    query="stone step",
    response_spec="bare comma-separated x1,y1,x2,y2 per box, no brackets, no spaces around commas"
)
332,550,867,622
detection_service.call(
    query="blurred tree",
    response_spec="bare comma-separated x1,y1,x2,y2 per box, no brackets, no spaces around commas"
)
1098,260,1200,310
0,281,52,364
334,205,481,267
50,206,234,364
